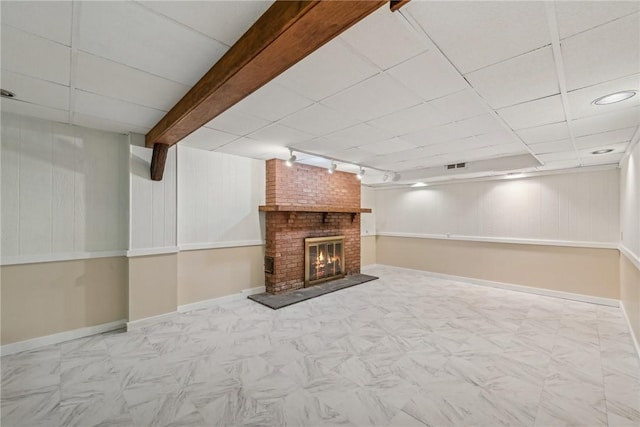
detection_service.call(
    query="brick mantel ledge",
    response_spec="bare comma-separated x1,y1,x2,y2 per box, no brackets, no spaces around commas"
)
259,205,372,213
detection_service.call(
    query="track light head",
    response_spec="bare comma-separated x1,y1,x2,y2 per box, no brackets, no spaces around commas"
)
285,149,296,167
328,162,337,174
356,167,365,180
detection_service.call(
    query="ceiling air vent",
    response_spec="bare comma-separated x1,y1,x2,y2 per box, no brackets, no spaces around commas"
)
445,162,466,170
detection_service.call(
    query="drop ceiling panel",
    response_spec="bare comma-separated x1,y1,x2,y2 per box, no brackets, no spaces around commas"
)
386,50,468,102
1,25,70,85
322,73,422,122
292,137,359,155
233,83,313,122
180,126,238,151
473,130,522,147
367,103,449,135
562,13,640,91
73,90,165,130
428,89,490,122
204,108,270,137
359,137,417,155
567,74,640,119
325,123,393,146
403,122,474,147
554,1,639,39
1,71,69,111
538,151,580,163
216,136,284,160
571,106,640,137
516,121,570,144
340,6,430,71
574,127,635,150
247,123,313,146
75,52,190,111
497,95,566,130
529,139,574,154
456,114,506,136
277,39,379,101
465,46,559,109
278,103,359,136
328,147,377,163
406,1,550,73
1,1,72,46
581,152,625,166
72,112,148,135
137,1,273,46
1,99,68,124
78,1,228,86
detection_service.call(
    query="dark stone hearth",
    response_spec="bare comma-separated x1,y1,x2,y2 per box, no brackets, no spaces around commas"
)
248,274,378,310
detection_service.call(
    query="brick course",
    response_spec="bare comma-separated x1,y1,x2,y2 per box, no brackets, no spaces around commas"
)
264,159,362,294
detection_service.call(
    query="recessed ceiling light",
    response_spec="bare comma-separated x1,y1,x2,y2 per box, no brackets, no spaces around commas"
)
591,148,614,155
0,89,16,98
411,182,427,187
592,90,636,105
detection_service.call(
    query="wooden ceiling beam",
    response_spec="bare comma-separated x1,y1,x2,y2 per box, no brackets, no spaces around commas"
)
390,0,412,12
146,0,391,180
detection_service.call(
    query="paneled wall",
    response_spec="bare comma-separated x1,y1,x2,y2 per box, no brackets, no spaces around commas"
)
376,168,620,246
129,135,177,253
1,113,129,264
620,143,640,259
177,146,265,248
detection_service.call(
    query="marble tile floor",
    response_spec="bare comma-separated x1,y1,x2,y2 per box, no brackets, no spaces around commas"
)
2,265,639,427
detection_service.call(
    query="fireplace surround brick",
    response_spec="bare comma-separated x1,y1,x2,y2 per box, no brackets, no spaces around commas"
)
262,159,363,294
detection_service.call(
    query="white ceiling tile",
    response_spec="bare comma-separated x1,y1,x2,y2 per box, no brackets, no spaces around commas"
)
465,47,559,109
340,6,430,71
581,151,625,166
516,122,570,144
292,137,359,156
73,90,165,130
75,52,190,111
204,109,270,136
405,1,550,73
322,73,422,122
1,99,69,124
497,95,566,130
555,1,639,39
1,1,72,45
79,1,228,86
359,137,417,156
325,123,393,146
386,50,467,102
1,25,70,85
247,123,313,146
215,136,284,160
574,127,635,150
428,89,490,122
277,39,379,101
329,147,377,163
278,103,359,136
180,127,238,151
567,74,640,119
1,71,69,111
233,83,313,122
473,130,521,147
529,139,574,154
482,143,527,156
538,151,580,163
456,114,505,136
403,122,473,147
71,113,148,135
367,103,449,135
138,1,273,46
562,13,640,91
572,106,640,137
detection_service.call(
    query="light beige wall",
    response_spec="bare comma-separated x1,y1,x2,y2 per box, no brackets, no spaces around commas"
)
377,236,620,299
361,235,376,266
128,254,177,321
1,257,128,345
620,253,640,346
177,245,264,306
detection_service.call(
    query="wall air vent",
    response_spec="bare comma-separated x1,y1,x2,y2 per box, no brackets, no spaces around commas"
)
445,162,466,170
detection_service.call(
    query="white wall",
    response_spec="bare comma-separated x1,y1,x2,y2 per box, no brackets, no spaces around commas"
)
1,113,129,264
375,168,620,246
620,142,640,260
129,135,177,254
177,146,265,249
361,185,376,236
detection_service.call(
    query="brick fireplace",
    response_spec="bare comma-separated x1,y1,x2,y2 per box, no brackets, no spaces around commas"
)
259,159,371,295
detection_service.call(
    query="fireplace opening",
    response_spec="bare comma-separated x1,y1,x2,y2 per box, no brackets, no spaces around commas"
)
305,236,345,287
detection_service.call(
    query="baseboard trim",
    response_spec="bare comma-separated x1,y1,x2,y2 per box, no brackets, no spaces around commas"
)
178,286,266,313
372,264,619,307
620,301,640,360
1,319,127,356
126,311,178,331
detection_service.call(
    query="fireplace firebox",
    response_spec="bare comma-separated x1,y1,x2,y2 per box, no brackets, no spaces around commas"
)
304,236,345,287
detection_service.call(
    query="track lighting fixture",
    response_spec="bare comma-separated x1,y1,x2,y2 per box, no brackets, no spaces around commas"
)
285,149,296,167
328,162,337,174
356,167,365,180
